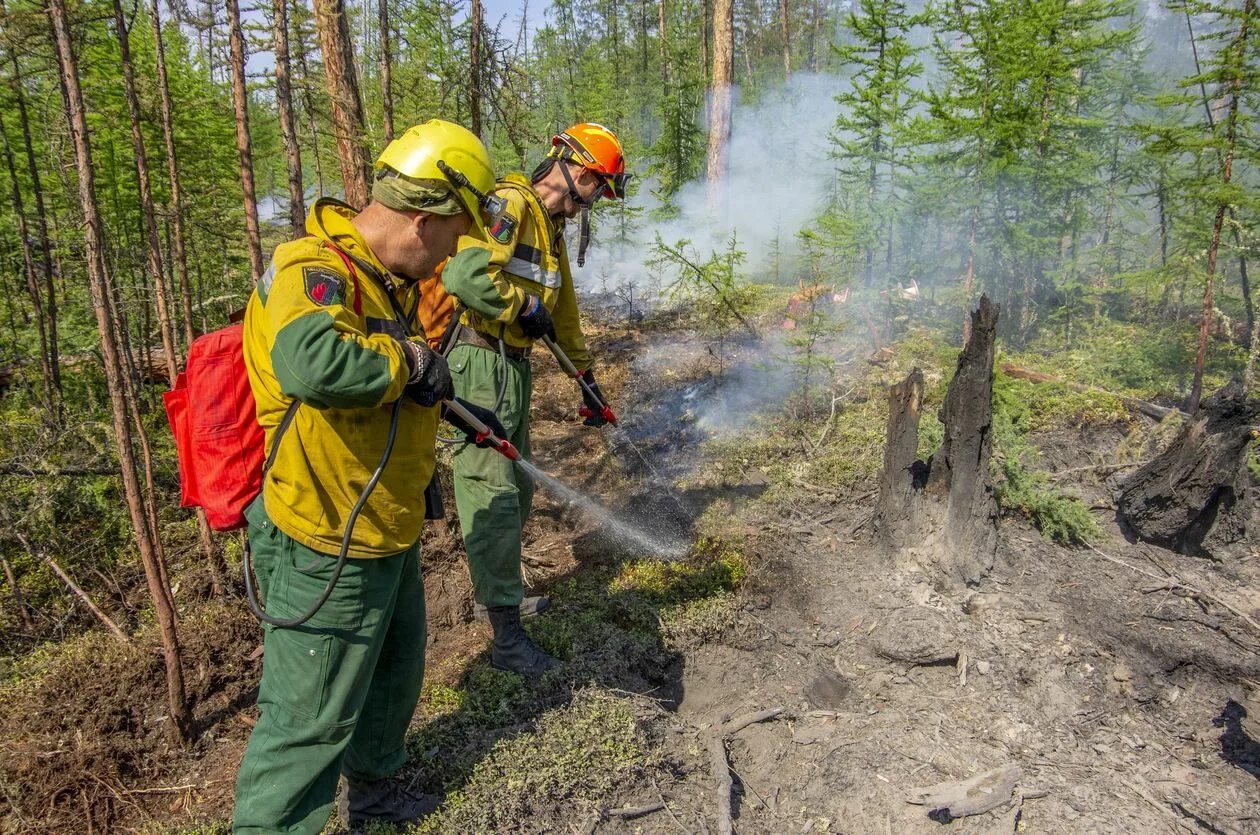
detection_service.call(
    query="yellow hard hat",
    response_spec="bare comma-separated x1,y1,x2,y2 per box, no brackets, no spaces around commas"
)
373,120,500,231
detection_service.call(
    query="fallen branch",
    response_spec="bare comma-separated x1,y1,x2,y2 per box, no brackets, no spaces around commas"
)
814,386,857,450
124,784,198,795
1086,543,1260,637
1045,460,1152,480
14,532,129,643
1000,363,1178,423
603,802,665,819
706,706,785,834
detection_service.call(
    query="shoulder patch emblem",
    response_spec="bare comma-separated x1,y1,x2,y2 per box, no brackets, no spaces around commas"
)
303,267,346,307
488,213,518,244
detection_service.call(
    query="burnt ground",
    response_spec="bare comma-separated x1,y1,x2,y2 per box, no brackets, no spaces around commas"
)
2,309,1259,834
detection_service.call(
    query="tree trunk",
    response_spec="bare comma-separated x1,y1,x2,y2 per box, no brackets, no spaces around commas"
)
705,0,733,203
2,0,60,397
149,0,223,590
378,0,394,142
149,0,197,347
779,0,791,80
293,12,326,195
49,0,191,741
227,0,266,284
875,368,926,550
274,0,307,236
1188,0,1251,412
469,0,483,138
314,0,371,207
874,296,1000,587
1117,381,1256,558
113,0,179,386
0,112,55,409
0,553,34,631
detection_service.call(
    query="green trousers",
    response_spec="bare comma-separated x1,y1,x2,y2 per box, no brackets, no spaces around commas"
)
233,497,426,835
448,342,534,609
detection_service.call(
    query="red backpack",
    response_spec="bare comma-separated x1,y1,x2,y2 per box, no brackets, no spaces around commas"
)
163,324,268,531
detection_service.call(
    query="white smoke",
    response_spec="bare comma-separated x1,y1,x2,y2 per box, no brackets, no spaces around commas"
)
578,73,847,296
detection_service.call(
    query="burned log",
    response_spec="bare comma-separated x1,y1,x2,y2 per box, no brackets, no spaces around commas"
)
1117,380,1257,558
876,296,1000,586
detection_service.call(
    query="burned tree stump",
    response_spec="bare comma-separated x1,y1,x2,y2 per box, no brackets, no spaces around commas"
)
1117,381,1257,558
876,296,1000,586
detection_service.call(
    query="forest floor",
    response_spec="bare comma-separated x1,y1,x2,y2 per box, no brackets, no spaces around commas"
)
2,300,1259,834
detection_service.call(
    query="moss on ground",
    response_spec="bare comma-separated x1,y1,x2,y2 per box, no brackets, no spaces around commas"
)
412,691,653,833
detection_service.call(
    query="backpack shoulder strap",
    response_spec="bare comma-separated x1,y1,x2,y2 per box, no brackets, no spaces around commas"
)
323,244,363,317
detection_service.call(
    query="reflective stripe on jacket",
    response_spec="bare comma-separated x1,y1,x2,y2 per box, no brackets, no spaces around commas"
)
444,173,593,370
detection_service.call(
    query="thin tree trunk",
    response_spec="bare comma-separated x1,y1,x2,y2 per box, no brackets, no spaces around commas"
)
113,0,179,385
2,0,60,396
0,113,55,409
314,0,371,207
148,0,196,347
705,0,733,203
779,0,791,80
227,0,265,284
0,552,34,631
378,0,394,142
1189,0,1251,412
274,0,306,235
469,0,483,138
293,14,326,195
49,0,190,740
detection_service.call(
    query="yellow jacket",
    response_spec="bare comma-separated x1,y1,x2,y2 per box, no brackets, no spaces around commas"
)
242,199,439,557
445,174,593,370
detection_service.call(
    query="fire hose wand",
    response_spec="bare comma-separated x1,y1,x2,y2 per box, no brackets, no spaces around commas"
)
539,334,619,426
443,398,521,461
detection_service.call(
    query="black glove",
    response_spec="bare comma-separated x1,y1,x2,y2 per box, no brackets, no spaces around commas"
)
401,339,453,407
579,369,609,427
442,398,508,448
516,295,556,340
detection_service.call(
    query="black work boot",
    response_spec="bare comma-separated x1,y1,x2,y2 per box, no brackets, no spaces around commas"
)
474,595,549,621
338,775,439,832
487,604,560,677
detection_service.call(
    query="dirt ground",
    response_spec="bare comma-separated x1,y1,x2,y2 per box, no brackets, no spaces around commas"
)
2,309,1259,835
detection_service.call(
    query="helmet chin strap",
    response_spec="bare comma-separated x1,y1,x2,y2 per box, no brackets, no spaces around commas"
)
559,160,596,267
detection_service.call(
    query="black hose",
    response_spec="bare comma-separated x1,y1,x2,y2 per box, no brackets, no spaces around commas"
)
243,397,405,627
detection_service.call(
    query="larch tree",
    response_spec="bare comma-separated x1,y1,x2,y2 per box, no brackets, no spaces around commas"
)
274,0,307,236
227,0,265,284
111,0,179,384
47,0,191,742
706,0,733,202
315,0,371,207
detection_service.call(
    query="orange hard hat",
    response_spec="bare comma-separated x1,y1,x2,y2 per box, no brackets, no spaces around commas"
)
549,123,629,199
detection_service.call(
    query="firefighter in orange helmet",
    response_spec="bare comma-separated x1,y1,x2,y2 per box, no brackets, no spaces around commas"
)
440,123,629,677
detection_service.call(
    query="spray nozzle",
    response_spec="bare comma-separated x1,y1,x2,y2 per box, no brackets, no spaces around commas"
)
446,399,520,462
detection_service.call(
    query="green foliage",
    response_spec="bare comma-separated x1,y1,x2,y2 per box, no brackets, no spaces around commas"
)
651,233,761,369
991,371,1102,545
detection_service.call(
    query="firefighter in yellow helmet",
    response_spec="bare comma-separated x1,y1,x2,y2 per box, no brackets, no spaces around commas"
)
233,120,505,835
441,123,629,677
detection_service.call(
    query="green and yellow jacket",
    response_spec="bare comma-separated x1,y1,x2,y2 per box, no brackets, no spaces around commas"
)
444,173,593,370
242,199,439,557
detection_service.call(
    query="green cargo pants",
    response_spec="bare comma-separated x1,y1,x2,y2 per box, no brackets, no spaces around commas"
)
232,497,426,835
448,342,533,609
